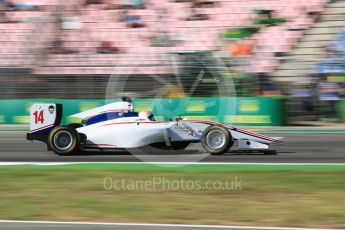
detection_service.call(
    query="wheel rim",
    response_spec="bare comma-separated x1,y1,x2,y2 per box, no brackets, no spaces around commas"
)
53,131,73,150
206,130,226,149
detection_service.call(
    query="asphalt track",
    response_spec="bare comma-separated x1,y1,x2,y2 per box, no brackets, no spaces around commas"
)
0,132,344,163
0,221,319,230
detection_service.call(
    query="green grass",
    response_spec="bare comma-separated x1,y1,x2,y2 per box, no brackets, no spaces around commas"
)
0,165,344,228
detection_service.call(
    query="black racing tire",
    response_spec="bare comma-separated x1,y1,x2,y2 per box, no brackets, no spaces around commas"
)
48,125,80,156
201,125,233,155
67,123,83,129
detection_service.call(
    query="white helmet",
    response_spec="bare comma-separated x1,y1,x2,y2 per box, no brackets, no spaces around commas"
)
138,111,153,120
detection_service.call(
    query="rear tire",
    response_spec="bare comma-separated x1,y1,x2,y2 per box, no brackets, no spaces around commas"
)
201,125,233,155
67,123,83,129
48,126,80,156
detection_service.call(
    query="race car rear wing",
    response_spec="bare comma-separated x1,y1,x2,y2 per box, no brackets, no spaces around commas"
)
27,103,63,144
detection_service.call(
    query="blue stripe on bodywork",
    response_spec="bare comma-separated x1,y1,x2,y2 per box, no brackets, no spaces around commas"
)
31,127,54,135
85,112,139,125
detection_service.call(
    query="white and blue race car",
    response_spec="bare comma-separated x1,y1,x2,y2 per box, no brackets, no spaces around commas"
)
27,98,282,156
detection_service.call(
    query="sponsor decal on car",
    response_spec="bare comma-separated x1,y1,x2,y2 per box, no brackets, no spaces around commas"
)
174,125,195,136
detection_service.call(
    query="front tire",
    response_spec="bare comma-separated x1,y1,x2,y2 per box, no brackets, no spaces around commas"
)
48,126,80,155
201,125,233,155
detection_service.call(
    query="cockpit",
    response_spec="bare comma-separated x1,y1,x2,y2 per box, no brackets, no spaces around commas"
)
78,97,155,126
85,111,137,125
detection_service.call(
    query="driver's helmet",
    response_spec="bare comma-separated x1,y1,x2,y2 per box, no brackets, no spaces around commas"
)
127,103,134,112
138,111,155,121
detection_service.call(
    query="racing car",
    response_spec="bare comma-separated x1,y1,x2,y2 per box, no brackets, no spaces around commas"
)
26,97,282,155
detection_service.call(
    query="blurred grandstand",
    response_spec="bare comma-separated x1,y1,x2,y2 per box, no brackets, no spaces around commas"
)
0,0,344,102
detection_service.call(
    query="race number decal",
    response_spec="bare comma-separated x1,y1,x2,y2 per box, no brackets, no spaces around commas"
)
30,104,57,132
33,110,45,124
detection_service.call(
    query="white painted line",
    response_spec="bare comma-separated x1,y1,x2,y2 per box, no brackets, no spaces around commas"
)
0,162,345,166
0,162,79,166
0,220,332,230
